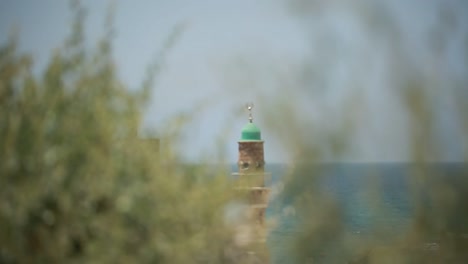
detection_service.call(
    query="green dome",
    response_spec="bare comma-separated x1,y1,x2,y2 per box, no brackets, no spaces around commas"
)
240,122,261,141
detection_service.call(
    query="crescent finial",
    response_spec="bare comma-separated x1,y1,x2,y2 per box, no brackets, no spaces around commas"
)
245,103,254,123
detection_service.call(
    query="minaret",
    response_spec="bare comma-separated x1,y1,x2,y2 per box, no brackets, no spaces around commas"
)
234,104,270,230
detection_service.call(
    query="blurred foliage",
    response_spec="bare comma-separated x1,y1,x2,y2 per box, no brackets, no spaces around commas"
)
0,2,266,263
261,0,468,263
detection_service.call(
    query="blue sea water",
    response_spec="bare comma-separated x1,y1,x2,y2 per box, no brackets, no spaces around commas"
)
232,163,468,263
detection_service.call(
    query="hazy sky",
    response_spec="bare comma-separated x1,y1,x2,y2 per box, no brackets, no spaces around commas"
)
1,0,466,163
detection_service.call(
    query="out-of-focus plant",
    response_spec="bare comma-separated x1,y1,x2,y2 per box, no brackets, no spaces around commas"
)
0,1,263,263
238,0,468,263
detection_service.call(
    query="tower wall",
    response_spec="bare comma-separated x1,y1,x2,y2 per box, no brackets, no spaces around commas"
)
237,140,268,227
238,141,265,172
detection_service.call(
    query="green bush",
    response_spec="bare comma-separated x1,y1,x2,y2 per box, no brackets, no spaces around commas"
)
0,3,256,263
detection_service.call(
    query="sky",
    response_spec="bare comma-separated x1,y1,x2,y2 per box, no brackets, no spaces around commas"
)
0,0,467,163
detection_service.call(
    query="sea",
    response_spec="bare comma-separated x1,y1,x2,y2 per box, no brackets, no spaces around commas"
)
232,163,468,263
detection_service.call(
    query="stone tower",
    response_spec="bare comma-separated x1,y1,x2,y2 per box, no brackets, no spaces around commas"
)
234,104,270,229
